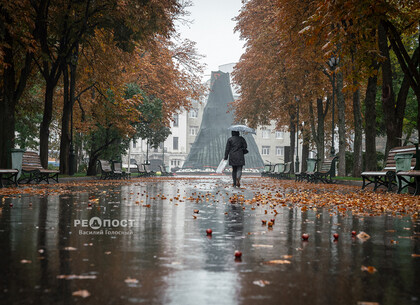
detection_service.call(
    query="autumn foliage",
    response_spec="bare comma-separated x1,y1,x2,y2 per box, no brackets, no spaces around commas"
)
233,0,420,172
0,0,205,173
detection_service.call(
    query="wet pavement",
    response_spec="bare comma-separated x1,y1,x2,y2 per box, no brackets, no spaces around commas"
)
0,176,419,305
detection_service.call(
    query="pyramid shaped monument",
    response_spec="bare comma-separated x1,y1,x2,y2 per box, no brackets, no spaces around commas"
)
183,71,264,170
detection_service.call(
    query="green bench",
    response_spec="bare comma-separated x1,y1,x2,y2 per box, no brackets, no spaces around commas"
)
395,144,420,194
295,158,318,182
361,146,416,192
307,156,337,183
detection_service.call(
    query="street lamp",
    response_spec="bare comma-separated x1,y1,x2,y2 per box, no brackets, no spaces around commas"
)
295,103,300,173
328,56,339,156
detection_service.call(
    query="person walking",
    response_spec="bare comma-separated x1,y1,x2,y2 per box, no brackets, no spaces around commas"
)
224,131,248,187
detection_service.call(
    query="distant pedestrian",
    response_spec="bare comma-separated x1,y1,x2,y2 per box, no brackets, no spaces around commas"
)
224,131,248,187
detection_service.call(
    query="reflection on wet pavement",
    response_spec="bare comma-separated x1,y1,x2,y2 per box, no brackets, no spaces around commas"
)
0,176,419,305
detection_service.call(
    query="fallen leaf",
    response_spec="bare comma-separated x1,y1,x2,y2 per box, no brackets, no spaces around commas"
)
282,255,293,259
72,290,90,298
124,277,139,284
20,259,32,264
57,274,97,280
357,302,379,305
64,247,77,251
361,265,377,274
412,254,420,258
252,244,273,248
253,280,271,287
263,260,291,265
357,232,371,242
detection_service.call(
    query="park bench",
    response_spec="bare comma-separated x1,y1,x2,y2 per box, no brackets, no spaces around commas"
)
277,162,292,179
98,159,124,180
0,169,19,187
295,158,318,182
159,165,174,176
268,163,284,179
361,145,417,192
112,161,128,179
142,163,155,177
307,156,337,183
261,163,274,177
129,159,148,177
395,144,420,194
396,171,420,194
19,151,59,184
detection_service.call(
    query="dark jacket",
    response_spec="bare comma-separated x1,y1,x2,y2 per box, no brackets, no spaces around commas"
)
224,133,247,166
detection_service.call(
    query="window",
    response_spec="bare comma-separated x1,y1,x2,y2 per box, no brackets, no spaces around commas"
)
190,126,199,136
262,128,270,139
171,160,181,166
276,146,284,156
132,139,136,148
262,146,270,155
173,137,179,150
189,108,198,118
275,131,284,139
173,114,179,127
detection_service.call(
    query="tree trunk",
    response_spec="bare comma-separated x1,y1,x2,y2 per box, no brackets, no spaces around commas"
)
0,31,32,168
39,82,55,168
289,115,296,173
1,61,16,169
316,98,326,162
87,154,98,176
336,71,346,176
301,125,310,172
309,98,327,165
383,20,420,105
364,70,378,171
0,95,16,169
59,65,70,174
353,88,363,176
395,49,418,140
378,22,401,157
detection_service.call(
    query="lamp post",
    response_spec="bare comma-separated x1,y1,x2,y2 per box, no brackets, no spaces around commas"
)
146,139,149,165
328,56,339,156
295,103,300,173
69,52,78,175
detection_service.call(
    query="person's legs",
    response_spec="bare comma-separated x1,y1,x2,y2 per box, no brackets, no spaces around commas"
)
236,166,243,187
232,166,238,186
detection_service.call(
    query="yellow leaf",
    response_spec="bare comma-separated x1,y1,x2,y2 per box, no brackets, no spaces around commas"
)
72,290,91,298
263,260,291,265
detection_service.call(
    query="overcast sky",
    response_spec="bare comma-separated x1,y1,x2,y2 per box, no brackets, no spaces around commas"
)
176,0,245,78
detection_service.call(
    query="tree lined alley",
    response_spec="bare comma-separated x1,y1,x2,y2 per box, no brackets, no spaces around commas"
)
233,0,419,176
1,0,419,178
0,0,205,174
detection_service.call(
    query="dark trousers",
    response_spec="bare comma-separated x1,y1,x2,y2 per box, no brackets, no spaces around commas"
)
232,166,243,186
